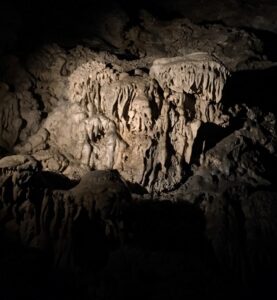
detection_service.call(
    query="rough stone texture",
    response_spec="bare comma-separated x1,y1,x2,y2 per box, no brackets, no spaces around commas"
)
155,0,277,34
1,2,277,298
0,83,22,150
171,107,277,279
4,48,228,192
0,155,130,268
125,14,265,71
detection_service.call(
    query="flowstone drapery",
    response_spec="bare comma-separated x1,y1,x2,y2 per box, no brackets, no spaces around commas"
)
12,51,229,192
1,7,277,294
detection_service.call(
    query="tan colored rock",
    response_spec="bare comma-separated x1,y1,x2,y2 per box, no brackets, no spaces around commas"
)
150,53,229,102
12,51,229,192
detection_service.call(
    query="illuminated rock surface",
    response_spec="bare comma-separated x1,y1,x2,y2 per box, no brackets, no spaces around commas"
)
1,1,277,299
1,47,230,192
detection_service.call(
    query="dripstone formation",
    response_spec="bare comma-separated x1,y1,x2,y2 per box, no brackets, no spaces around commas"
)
2,49,229,192
1,3,277,299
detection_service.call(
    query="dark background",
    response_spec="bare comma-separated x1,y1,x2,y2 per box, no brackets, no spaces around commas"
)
1,0,277,52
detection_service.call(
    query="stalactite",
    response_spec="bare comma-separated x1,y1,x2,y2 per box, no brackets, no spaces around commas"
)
150,53,229,102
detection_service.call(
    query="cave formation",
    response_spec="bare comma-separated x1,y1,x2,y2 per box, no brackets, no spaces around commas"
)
1,0,277,299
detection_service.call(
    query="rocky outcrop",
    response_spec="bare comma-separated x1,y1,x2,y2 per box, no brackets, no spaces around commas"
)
0,155,130,268
1,4,277,297
173,107,277,280
4,49,229,192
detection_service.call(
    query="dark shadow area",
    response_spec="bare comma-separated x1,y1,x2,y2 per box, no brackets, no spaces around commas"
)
0,228,58,300
119,0,183,21
189,62,277,166
93,201,227,300
189,65,277,164
1,192,276,299
222,66,277,114
126,180,149,194
1,0,124,54
30,171,79,190
0,0,184,55
72,208,111,271
242,27,277,61
190,123,231,164
0,198,231,299
190,117,245,165
197,20,227,27
124,200,207,251
0,238,83,300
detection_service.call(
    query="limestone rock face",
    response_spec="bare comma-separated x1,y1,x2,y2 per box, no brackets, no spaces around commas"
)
1,3,277,297
150,53,228,102
173,108,277,278
9,49,229,192
0,156,130,268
